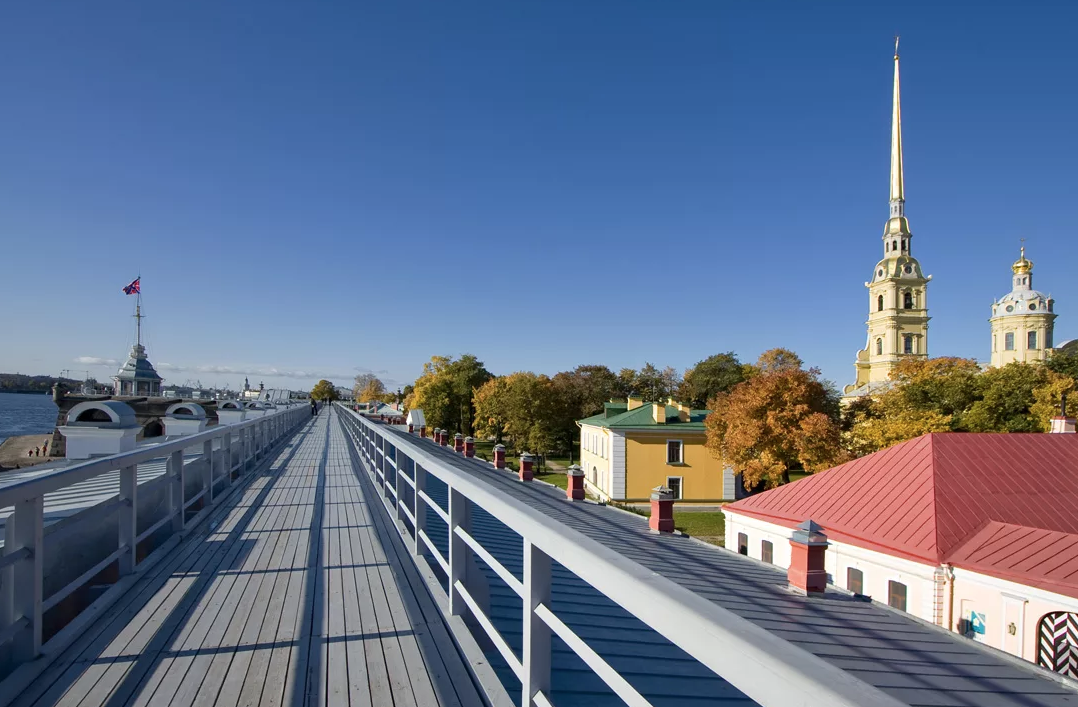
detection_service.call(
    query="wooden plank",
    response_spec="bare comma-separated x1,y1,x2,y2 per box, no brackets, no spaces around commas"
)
338,484,373,707
97,463,300,707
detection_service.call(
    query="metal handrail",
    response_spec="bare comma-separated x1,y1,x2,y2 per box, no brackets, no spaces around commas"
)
0,402,309,672
337,404,906,707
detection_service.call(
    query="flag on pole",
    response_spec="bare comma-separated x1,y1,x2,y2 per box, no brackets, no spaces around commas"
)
123,277,141,295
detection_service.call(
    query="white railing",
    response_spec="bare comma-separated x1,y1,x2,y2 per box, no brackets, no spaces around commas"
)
0,402,309,671
337,405,906,707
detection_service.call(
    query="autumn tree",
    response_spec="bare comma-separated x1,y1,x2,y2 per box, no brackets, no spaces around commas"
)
353,373,387,403
310,379,339,402
678,352,746,408
704,349,847,490
843,357,979,455
1030,370,1076,431
407,354,491,434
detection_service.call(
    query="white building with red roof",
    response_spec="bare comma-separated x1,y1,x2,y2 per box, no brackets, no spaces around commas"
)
723,429,1078,678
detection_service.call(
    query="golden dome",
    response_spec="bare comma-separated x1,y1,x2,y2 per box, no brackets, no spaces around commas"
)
1012,246,1033,275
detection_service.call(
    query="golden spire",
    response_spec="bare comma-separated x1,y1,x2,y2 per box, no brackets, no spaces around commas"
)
890,36,904,207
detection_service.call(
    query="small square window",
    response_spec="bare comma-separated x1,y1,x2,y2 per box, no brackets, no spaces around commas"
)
888,580,907,612
737,532,748,556
666,476,682,500
847,567,864,595
761,540,773,564
666,440,683,464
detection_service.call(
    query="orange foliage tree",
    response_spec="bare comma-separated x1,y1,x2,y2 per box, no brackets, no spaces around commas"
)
704,349,847,490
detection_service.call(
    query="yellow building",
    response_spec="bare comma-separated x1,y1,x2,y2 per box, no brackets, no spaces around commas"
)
989,247,1057,368
577,395,736,503
845,42,931,399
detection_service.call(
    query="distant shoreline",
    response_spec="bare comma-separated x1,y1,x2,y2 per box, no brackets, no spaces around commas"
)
0,390,53,396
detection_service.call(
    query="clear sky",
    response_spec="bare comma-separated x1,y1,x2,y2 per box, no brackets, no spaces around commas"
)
1,1,1075,393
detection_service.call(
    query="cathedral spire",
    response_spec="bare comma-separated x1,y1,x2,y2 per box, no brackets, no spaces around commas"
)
890,36,904,211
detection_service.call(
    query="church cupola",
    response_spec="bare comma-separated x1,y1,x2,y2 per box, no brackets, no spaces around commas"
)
989,245,1056,368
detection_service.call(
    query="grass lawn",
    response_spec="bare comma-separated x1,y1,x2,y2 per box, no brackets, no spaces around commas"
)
788,471,811,483
673,511,726,546
533,471,567,490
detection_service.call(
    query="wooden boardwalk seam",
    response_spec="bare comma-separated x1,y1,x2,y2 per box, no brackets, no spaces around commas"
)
8,409,484,707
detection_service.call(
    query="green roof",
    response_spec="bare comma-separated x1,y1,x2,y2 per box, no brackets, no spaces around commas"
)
578,402,710,431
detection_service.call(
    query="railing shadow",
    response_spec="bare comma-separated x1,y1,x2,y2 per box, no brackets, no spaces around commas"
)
18,416,316,707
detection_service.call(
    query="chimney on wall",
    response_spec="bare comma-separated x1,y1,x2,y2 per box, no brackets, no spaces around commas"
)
1050,393,1076,434
626,394,644,411
788,520,829,595
652,402,666,424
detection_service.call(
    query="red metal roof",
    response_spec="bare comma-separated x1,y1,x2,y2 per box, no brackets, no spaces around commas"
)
947,521,1078,599
724,433,1078,567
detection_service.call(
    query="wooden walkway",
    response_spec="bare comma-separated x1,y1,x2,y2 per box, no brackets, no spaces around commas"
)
10,409,484,707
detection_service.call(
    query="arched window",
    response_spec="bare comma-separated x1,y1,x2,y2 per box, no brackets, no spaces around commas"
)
885,242,889,252
901,239,906,251
892,240,898,251
903,292,913,309
876,338,883,356
877,294,884,312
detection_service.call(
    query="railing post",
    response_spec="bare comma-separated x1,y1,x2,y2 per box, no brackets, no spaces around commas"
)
203,439,214,506
10,495,43,662
118,464,138,576
449,487,468,617
170,449,185,532
395,453,406,522
414,464,427,558
225,430,234,484
523,541,552,707
241,427,249,472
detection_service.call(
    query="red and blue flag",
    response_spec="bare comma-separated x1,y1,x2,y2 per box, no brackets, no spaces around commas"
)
123,277,140,295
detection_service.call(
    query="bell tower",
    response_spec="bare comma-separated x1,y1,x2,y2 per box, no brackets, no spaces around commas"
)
845,39,932,396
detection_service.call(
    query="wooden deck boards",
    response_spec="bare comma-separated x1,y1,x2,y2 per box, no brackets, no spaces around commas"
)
11,409,483,707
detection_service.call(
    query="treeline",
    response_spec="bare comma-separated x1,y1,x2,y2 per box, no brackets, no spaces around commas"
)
844,352,1078,456
391,352,750,456
0,374,82,394
355,347,1078,491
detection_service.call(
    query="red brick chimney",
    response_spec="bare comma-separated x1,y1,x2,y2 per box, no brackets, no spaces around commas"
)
788,520,829,595
648,486,674,533
493,444,506,469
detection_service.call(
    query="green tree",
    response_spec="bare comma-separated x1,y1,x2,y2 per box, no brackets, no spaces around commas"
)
1047,348,1078,383
966,363,1049,433
473,372,561,454
310,379,339,402
407,354,491,434
354,374,387,403
678,352,745,408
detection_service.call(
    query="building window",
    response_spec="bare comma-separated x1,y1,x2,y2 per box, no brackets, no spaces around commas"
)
888,581,907,612
876,338,883,356
1047,329,1053,348
847,567,864,595
1028,331,1038,350
993,334,996,352
761,540,773,564
892,240,897,251
590,466,597,484
903,334,914,354
666,476,682,499
666,440,683,464
877,294,884,312
737,533,748,556
903,292,913,309
1005,332,1015,351
901,239,906,251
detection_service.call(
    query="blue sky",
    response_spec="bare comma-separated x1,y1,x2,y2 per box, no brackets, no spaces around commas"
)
1,1,1075,393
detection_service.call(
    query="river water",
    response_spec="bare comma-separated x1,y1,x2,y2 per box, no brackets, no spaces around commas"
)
0,392,59,445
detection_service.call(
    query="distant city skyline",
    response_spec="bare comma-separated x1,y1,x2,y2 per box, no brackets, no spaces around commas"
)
1,2,1075,393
